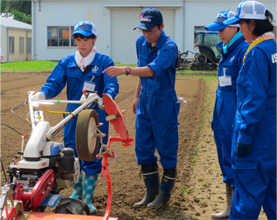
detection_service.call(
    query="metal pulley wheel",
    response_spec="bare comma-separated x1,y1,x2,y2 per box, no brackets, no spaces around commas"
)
15,169,55,210
76,109,100,161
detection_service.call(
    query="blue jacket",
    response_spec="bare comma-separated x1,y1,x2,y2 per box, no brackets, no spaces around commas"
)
213,36,249,133
235,39,276,147
216,36,249,95
41,52,119,140
212,36,248,184
136,30,178,95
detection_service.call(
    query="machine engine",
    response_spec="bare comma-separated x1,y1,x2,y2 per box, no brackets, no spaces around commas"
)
7,140,80,195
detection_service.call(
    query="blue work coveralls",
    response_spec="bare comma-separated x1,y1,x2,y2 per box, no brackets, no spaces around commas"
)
212,36,248,185
230,39,276,219
40,53,119,175
135,30,180,169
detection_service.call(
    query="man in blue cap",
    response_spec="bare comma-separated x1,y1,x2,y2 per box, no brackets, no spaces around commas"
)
205,10,249,219
32,20,119,213
103,8,180,209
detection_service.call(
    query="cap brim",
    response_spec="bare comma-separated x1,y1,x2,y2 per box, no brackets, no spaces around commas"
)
133,22,155,31
71,30,96,37
223,16,241,26
205,22,226,31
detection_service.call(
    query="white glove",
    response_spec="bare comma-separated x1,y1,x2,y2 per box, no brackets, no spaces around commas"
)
177,96,187,106
31,92,45,101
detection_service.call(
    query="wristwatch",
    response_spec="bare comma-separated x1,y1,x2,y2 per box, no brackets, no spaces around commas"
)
125,67,131,76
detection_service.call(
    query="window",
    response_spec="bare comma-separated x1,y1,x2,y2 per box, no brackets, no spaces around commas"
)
47,26,76,47
194,26,206,44
27,37,31,54
19,37,24,54
9,37,15,54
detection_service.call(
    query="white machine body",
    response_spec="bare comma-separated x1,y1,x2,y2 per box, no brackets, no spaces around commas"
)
23,121,50,159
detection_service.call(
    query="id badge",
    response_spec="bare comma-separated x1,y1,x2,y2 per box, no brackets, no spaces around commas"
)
83,81,96,93
219,75,232,87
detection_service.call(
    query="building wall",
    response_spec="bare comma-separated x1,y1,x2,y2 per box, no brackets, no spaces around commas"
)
7,29,32,62
32,0,184,63
1,27,8,63
32,0,277,64
1,27,32,63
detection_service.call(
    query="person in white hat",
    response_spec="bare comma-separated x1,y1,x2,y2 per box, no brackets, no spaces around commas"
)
32,20,119,214
205,10,249,219
223,1,276,219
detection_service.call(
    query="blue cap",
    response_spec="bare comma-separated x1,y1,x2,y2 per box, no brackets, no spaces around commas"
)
223,1,267,26
72,20,97,37
205,10,237,31
134,8,163,30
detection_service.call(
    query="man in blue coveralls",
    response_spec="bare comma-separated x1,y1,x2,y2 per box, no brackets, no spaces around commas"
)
102,8,180,209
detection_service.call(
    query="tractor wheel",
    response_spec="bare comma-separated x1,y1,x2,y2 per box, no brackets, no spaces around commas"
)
190,63,198,71
76,109,99,161
55,198,90,215
196,53,207,64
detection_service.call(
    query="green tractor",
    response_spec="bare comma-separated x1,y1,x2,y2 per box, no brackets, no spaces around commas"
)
192,31,221,70
177,31,221,70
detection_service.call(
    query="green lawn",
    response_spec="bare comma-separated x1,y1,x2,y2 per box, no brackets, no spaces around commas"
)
0,60,217,76
1,61,58,72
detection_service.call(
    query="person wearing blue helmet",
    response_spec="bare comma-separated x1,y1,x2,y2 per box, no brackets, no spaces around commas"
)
223,1,276,219
205,10,249,219
33,20,119,213
102,8,180,209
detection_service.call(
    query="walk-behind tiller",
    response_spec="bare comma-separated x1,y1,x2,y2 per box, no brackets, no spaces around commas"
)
0,90,133,220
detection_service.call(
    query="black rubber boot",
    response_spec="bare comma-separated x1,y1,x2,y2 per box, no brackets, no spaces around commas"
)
147,169,176,209
133,164,160,208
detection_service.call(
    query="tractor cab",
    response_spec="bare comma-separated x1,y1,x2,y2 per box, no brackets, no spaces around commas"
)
194,31,222,63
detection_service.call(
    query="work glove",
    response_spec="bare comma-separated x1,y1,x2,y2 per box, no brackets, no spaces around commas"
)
236,143,251,158
31,92,45,101
177,96,187,106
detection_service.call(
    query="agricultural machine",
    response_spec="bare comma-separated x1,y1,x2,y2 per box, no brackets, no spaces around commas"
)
0,90,133,220
177,31,221,70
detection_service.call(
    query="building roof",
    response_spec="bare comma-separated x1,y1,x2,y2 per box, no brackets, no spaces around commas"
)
0,17,31,30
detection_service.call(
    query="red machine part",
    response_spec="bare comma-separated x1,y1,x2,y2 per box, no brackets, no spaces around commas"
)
1,207,17,220
19,212,118,219
15,169,55,211
102,93,133,146
97,94,134,220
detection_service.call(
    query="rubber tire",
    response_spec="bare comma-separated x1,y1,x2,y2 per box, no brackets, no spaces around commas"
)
76,109,99,161
196,53,207,64
55,198,90,215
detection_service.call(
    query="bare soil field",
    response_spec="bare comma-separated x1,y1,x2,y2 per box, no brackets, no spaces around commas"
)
1,73,266,219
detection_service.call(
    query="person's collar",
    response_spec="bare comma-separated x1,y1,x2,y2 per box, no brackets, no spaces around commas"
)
68,52,99,68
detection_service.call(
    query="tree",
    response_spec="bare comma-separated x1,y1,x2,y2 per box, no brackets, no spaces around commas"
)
1,1,8,14
1,0,31,24
8,0,31,16
12,10,31,24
